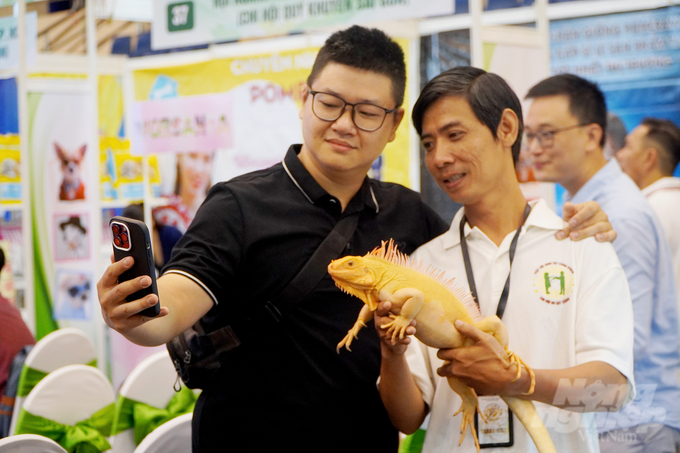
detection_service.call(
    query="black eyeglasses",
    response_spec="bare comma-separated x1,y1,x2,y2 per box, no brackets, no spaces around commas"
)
524,123,590,148
309,90,397,132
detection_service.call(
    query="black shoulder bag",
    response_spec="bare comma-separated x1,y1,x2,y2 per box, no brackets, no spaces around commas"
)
167,212,360,389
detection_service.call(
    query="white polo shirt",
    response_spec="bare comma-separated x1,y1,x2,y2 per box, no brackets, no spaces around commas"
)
405,199,635,453
643,176,680,313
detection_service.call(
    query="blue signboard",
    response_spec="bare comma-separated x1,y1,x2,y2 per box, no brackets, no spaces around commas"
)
551,6,680,176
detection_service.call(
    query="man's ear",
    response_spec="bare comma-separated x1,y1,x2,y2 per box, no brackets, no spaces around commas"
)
642,146,659,173
387,108,406,143
497,108,520,149
585,123,604,152
299,85,310,120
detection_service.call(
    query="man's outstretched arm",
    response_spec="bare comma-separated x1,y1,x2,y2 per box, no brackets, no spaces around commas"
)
97,256,213,346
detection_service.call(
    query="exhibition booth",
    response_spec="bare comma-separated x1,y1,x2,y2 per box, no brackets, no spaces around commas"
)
1,0,679,402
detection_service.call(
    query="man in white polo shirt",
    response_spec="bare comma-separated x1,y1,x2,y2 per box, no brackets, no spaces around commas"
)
375,67,635,453
616,117,680,314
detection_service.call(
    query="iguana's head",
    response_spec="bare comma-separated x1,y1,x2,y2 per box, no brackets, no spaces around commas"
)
328,255,382,310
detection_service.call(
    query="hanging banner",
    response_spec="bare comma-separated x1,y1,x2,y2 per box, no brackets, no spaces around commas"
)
152,0,453,49
28,91,98,341
0,12,37,71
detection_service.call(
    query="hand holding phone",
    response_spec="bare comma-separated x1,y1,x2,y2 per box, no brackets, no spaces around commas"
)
110,216,161,318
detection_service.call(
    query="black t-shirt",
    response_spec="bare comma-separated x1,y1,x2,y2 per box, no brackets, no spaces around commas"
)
164,145,448,452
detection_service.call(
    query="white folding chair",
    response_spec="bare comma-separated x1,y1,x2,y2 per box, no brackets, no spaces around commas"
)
9,328,97,436
14,364,115,453
133,413,192,453
110,350,195,453
0,434,68,453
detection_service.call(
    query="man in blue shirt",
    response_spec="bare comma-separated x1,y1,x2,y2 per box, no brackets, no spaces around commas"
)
525,73,680,452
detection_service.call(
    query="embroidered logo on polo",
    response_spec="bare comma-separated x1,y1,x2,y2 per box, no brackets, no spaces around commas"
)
533,262,574,305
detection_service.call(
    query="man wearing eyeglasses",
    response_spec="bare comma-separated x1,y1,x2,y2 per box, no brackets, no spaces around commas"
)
525,74,680,453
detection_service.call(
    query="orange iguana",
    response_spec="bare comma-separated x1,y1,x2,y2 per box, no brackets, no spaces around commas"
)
328,239,556,453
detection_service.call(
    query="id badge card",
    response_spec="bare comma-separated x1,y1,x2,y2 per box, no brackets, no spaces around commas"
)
474,395,514,448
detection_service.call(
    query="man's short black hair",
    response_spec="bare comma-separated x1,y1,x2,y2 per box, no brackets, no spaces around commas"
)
122,203,145,222
526,73,607,147
640,117,680,176
307,25,406,107
411,66,523,164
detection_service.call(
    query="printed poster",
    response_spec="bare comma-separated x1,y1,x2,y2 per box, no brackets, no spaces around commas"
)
27,91,98,340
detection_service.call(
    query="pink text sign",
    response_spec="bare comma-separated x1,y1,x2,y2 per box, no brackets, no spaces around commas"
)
130,93,233,154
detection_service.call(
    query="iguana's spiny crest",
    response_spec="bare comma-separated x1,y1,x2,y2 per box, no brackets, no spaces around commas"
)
329,239,483,323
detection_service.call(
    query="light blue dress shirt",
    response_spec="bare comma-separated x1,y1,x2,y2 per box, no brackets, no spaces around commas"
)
570,159,680,432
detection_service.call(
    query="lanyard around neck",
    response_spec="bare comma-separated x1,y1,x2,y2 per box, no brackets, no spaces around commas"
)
459,204,531,320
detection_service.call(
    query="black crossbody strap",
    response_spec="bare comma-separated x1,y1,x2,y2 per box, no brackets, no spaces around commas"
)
269,211,361,314
203,210,361,351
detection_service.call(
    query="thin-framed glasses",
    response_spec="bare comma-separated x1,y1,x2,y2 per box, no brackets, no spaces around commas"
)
309,90,397,132
524,123,590,148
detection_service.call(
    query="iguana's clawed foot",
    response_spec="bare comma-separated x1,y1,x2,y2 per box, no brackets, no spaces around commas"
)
380,314,410,342
336,320,367,352
454,401,482,452
506,350,536,395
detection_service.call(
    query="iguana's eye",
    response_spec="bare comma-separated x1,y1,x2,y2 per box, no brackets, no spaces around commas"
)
347,260,355,266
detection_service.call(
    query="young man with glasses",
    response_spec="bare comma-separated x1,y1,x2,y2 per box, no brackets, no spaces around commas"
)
525,74,680,452
97,28,615,452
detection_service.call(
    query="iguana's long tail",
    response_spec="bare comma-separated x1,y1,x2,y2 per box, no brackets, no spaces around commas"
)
502,396,557,453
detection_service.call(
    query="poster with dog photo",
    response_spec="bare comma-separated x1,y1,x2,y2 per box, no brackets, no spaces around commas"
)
27,93,93,205
53,213,89,261
28,91,96,338
54,269,92,321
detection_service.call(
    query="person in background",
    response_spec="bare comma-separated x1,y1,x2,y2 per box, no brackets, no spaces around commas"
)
122,203,182,274
616,117,680,317
603,111,627,160
0,248,34,396
153,151,214,233
525,74,680,452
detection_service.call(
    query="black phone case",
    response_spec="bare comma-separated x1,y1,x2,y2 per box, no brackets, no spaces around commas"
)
110,216,160,317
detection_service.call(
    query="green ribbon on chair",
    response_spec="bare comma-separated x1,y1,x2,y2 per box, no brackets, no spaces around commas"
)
15,402,114,453
17,360,98,397
111,385,197,445
399,428,426,453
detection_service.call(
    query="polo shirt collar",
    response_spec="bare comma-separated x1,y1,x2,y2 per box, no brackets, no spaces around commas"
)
568,159,622,205
642,176,680,197
442,198,562,249
282,144,379,214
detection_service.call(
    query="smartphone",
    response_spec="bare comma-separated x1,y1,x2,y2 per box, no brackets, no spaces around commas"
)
109,216,160,317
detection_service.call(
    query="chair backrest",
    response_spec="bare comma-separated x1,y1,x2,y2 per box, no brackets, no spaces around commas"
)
15,365,115,453
110,350,183,453
0,433,68,453
9,328,97,435
133,413,192,453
